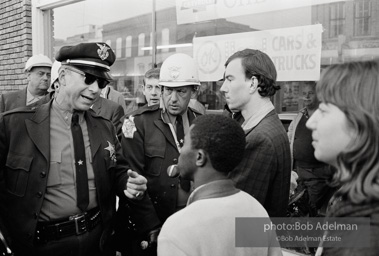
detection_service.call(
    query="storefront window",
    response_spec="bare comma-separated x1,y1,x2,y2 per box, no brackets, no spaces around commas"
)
50,0,379,115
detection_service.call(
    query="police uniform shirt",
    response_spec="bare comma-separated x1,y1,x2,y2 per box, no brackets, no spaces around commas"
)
39,101,97,221
26,87,44,105
161,109,191,208
161,110,190,141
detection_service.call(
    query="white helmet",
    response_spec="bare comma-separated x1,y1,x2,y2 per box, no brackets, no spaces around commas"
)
159,53,200,87
50,60,62,88
25,54,52,72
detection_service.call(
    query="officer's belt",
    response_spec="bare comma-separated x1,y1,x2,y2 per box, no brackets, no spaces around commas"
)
34,207,101,245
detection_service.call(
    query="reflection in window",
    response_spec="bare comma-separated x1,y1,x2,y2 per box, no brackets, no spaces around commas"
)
126,36,132,57
161,28,169,53
116,37,122,58
354,0,371,36
138,33,145,56
330,3,345,38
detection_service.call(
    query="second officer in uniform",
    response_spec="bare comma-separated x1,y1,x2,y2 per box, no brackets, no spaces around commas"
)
117,53,202,256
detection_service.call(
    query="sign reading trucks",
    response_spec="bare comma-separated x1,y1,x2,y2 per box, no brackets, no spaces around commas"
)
193,24,322,82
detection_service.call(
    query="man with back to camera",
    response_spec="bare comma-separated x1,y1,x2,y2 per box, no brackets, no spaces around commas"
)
100,84,128,114
0,54,52,112
157,114,282,256
115,53,202,256
221,49,291,217
0,42,147,256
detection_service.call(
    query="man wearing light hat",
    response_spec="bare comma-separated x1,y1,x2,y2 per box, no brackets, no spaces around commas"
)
116,53,202,256
0,42,147,256
0,54,52,113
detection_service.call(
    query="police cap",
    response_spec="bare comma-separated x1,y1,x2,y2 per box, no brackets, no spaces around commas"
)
55,42,116,81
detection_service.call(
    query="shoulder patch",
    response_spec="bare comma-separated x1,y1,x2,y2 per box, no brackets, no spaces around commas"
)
122,116,136,139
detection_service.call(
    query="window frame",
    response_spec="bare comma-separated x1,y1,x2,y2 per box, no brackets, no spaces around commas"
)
354,0,372,37
329,2,346,38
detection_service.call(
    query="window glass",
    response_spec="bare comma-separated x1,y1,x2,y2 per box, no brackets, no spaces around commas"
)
53,0,379,115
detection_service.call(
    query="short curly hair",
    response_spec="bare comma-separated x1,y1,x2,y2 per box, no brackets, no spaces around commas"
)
190,114,245,174
225,49,280,97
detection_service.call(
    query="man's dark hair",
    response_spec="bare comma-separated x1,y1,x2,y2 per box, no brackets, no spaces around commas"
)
143,67,160,85
190,114,245,174
225,49,280,97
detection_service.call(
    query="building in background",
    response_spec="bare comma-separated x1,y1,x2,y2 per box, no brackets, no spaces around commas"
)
1,0,379,114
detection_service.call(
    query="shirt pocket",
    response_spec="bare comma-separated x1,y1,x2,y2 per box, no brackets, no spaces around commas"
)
5,153,32,197
47,151,62,187
144,144,165,176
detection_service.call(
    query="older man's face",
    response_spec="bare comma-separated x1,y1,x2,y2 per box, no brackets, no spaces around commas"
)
57,66,101,111
162,85,194,116
27,67,51,94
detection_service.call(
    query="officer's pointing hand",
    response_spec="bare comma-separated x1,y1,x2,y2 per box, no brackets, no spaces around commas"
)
124,169,147,200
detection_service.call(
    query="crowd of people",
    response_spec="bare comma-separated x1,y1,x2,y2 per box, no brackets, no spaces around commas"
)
0,41,378,256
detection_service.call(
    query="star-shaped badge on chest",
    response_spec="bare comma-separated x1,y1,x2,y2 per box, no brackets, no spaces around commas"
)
78,160,84,165
105,141,117,162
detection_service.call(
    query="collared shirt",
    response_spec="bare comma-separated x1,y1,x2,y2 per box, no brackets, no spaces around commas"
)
26,87,44,105
241,99,275,131
161,108,192,207
39,100,97,221
187,179,239,206
161,109,190,150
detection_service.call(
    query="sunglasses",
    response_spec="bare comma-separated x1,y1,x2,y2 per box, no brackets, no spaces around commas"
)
65,67,109,89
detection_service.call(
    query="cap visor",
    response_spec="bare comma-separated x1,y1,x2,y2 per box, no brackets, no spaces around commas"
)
71,64,113,81
159,81,200,87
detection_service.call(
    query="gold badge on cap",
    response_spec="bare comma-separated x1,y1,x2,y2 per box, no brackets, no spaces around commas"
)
168,66,181,80
97,43,110,61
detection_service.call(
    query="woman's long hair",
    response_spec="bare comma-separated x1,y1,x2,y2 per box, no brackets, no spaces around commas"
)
317,60,379,204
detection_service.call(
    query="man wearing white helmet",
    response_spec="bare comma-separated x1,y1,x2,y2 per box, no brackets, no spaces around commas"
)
0,54,52,113
116,53,202,256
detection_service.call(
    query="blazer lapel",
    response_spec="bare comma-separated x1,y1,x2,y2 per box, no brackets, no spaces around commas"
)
187,109,198,124
91,98,102,116
25,101,51,161
86,112,101,158
154,119,178,151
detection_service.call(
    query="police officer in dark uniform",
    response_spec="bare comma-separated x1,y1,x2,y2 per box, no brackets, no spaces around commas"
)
116,53,202,256
0,42,147,256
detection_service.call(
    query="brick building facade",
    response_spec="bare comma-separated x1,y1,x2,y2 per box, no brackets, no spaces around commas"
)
0,0,32,93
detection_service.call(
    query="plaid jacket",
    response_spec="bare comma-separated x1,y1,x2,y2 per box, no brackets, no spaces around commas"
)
229,110,291,217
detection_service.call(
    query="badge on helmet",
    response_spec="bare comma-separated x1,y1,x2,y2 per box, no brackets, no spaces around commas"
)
159,53,200,87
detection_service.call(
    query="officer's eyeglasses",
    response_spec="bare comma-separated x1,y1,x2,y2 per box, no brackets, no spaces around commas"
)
65,67,109,89
163,87,188,97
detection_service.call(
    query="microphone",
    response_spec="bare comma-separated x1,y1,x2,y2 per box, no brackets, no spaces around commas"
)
167,165,179,178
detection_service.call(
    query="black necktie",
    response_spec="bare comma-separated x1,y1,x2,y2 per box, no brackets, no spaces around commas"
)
176,115,191,191
176,115,184,148
71,111,89,212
